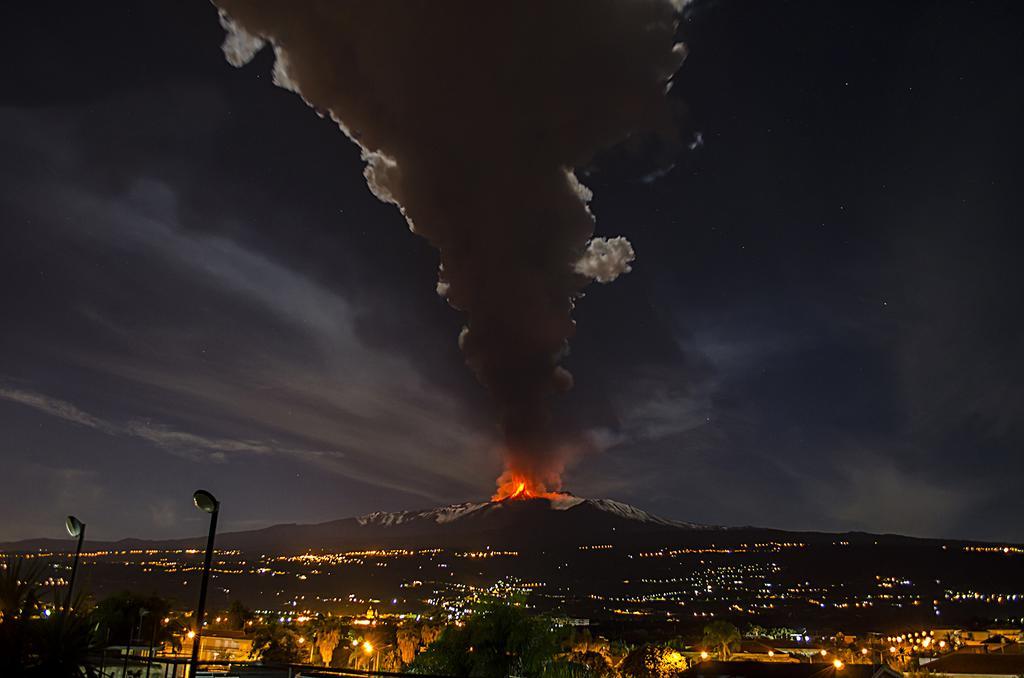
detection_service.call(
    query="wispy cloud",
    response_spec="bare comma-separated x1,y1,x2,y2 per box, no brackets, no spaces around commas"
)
0,387,111,432
0,382,466,503
1,384,299,461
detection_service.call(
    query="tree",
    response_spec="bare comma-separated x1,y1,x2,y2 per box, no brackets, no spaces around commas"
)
29,601,102,678
619,644,686,678
90,591,176,649
250,621,304,664
0,556,43,674
0,557,100,677
397,625,422,665
226,599,253,631
565,650,618,677
409,602,561,677
316,625,342,666
703,620,741,660
0,557,43,623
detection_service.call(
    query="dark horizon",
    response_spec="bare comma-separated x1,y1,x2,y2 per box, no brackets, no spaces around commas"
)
3,0,1023,544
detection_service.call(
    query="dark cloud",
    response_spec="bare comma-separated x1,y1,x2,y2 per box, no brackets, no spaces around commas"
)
211,0,684,494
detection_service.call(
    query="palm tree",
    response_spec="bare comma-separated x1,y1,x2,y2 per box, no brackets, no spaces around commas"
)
310,617,343,666
30,597,101,678
1,557,100,677
1,556,44,675
0,556,43,622
703,620,741,660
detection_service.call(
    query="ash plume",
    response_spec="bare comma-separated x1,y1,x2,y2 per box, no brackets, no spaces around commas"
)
211,0,685,493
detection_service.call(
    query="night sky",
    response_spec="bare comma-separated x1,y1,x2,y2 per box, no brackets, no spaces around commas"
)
3,1,1022,543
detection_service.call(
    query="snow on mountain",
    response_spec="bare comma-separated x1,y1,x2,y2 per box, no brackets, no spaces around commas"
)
356,501,491,527
583,498,707,528
355,494,709,530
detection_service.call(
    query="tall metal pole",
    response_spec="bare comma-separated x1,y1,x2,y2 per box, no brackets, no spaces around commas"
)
188,498,219,678
123,608,139,678
65,523,85,613
146,613,158,678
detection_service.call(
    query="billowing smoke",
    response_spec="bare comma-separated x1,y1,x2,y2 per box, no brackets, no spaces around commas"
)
211,0,685,495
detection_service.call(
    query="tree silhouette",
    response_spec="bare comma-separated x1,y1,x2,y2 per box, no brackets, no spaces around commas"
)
316,624,342,666
409,602,561,676
619,644,687,678
226,599,253,631
249,621,304,663
0,556,100,677
703,620,741,660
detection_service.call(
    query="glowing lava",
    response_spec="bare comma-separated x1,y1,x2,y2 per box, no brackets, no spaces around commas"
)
492,472,565,501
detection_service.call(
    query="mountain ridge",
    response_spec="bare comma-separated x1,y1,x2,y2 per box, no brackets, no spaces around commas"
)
0,494,713,553
1,495,1014,554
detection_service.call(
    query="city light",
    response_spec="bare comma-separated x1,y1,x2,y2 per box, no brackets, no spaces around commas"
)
833,659,844,670
363,641,374,655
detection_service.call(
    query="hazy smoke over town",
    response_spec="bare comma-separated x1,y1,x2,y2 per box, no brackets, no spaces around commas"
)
212,0,685,495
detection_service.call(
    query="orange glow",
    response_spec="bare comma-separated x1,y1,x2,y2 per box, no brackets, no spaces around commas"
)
491,472,565,501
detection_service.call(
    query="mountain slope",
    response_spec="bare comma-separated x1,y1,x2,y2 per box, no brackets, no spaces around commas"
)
1,495,713,553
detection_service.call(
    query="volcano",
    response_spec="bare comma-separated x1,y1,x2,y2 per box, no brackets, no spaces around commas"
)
1,494,715,554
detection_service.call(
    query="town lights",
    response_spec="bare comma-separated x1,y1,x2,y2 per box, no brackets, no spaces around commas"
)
363,641,374,655
833,659,844,670
700,651,709,660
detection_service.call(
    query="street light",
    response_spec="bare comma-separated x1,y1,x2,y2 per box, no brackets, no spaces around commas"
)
64,515,85,613
188,490,220,678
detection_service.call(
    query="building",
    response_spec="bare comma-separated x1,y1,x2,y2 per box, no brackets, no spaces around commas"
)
175,630,254,662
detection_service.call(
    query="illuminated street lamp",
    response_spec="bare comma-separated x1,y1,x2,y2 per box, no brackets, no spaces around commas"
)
188,490,220,678
64,515,85,613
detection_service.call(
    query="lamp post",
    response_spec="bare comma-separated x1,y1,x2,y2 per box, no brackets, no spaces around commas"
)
64,515,85,613
188,490,220,678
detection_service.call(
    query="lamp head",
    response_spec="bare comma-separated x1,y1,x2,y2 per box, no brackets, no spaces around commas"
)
66,515,84,538
193,490,219,514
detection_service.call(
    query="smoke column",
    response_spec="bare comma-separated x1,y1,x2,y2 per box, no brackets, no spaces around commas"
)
212,0,685,497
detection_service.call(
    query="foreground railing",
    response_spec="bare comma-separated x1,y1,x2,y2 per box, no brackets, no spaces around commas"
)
89,654,452,678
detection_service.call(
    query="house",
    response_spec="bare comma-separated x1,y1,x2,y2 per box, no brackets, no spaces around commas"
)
175,630,254,662
682,660,901,678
